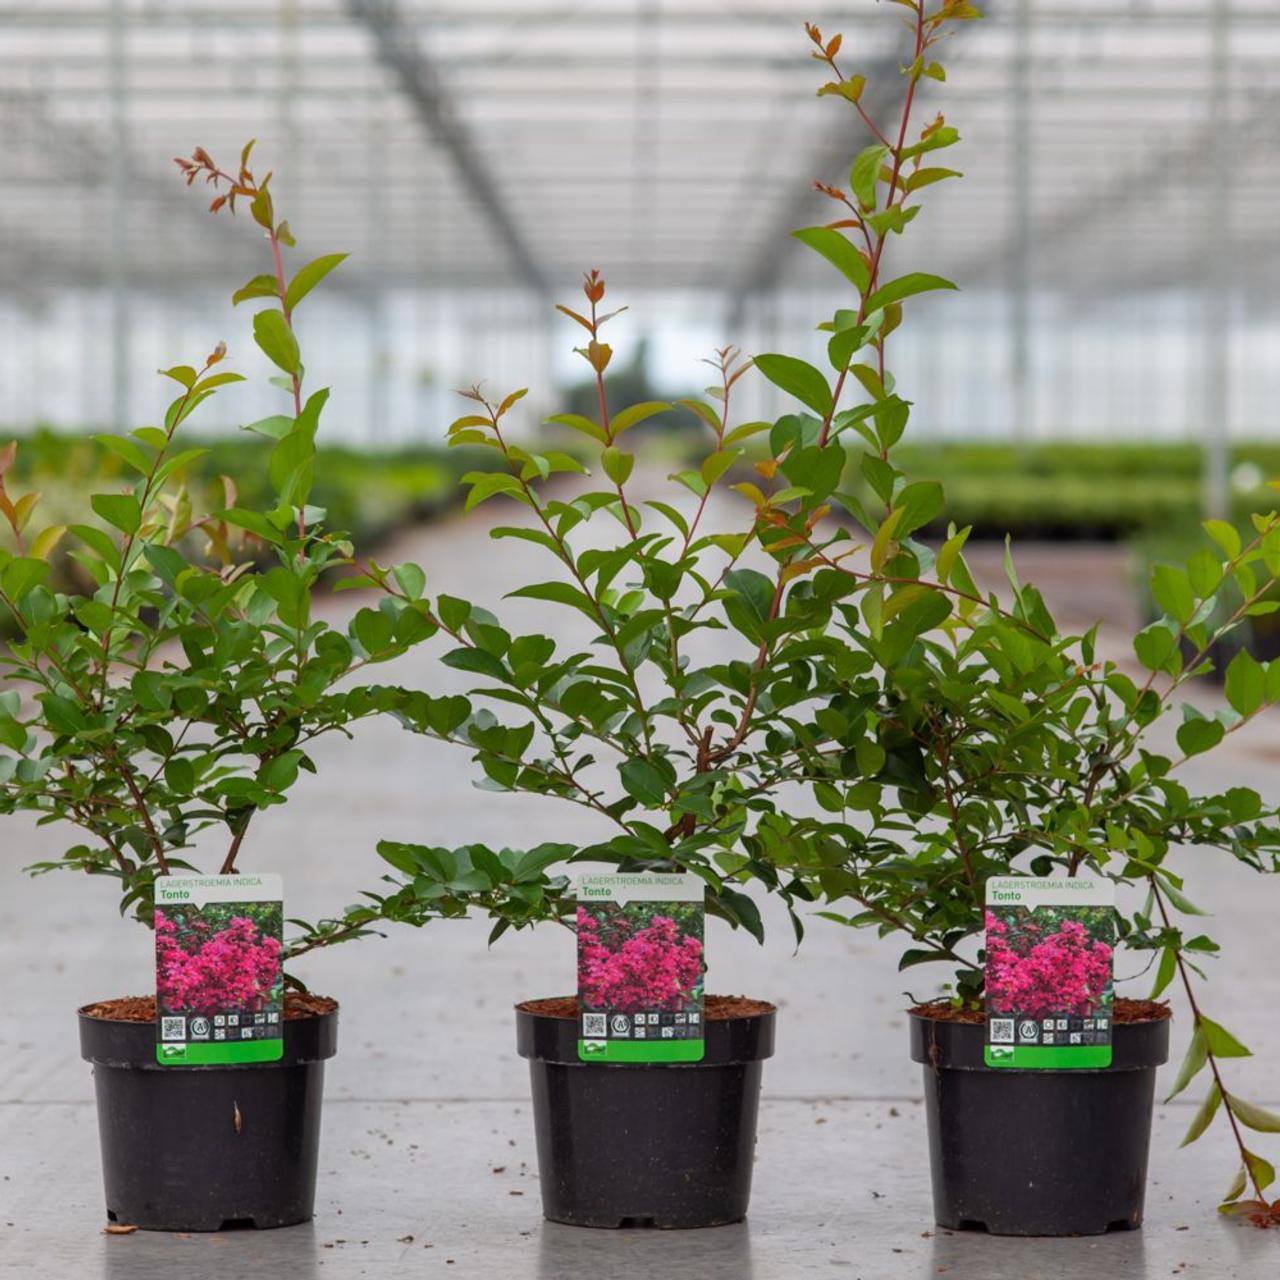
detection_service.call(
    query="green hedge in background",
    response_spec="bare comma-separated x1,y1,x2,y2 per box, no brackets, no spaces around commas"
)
0,429,482,639
857,441,1280,539
2,427,481,551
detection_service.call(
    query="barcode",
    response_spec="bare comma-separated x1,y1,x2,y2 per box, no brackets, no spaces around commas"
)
161,1016,186,1041
989,1018,1014,1044
582,1013,607,1037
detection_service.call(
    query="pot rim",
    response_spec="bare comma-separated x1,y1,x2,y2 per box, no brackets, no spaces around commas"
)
516,995,777,1067
908,1005,1170,1073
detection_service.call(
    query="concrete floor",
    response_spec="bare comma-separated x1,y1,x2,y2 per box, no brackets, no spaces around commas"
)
2,499,1278,1278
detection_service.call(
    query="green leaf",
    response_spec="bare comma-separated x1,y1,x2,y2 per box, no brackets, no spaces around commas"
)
850,143,888,210
130,670,172,712
1180,1082,1221,1147
1166,1027,1207,1101
722,568,775,641
1224,648,1266,717
253,309,300,375
1151,564,1195,624
1203,518,1241,559
284,253,348,312
1245,1150,1277,1195
792,227,870,293
463,472,529,513
1221,1164,1248,1205
1151,946,1177,1000
935,527,970,585
619,758,670,807
863,272,958,316
1200,1016,1251,1058
1159,876,1209,917
352,607,395,656
506,581,599,622
92,434,153,475
0,557,49,601
241,414,295,441
164,758,196,795
601,446,634,486
723,420,769,446
1134,622,1180,674
895,481,944,537
1176,716,1224,758
903,167,962,193
261,750,304,792
393,563,427,600
610,401,670,435
90,493,141,535
232,274,280,305
900,126,960,160
546,413,607,444
753,354,832,417
701,450,739,487
217,507,286,545
39,693,86,735
1229,1095,1280,1134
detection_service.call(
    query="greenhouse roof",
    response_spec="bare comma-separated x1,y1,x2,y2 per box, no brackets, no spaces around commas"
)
1,0,1277,301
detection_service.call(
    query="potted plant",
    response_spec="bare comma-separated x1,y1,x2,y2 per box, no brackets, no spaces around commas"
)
352,3,1001,1233
751,11,1280,1236
359,315,805,1226
0,143,446,1232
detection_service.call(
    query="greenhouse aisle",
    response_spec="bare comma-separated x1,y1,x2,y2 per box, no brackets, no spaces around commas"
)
2,501,1277,1279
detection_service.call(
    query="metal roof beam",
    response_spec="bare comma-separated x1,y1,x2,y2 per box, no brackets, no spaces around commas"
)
346,0,550,296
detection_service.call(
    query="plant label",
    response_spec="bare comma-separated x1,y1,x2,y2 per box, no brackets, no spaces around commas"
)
154,874,285,1066
576,872,705,1063
984,876,1116,1069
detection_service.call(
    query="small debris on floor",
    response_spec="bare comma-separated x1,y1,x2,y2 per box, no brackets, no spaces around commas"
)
102,1224,138,1235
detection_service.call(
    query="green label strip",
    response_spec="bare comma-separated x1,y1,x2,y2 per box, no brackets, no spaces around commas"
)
578,1039,705,1063
985,1044,1112,1069
156,1040,283,1066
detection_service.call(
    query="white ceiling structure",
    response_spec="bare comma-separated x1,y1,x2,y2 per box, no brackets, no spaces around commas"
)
0,0,1277,455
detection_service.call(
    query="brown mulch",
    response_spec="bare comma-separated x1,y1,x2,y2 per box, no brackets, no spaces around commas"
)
518,994,774,1021
909,997,1171,1025
81,993,338,1023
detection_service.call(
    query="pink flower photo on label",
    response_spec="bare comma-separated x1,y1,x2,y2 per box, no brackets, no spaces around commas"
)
985,908,1113,1021
156,905,283,1018
577,903,703,1016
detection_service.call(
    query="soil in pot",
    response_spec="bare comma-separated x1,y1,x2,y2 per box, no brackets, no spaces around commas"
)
79,992,339,1232
516,993,775,1229
909,997,1171,1237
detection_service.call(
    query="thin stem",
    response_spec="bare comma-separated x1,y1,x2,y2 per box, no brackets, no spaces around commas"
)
1150,879,1264,1201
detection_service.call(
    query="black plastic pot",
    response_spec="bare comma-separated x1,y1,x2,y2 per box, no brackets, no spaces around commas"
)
78,1002,338,1232
516,999,775,1229
909,1009,1170,1236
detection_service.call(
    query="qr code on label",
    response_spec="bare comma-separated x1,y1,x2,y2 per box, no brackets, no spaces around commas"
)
582,1013,607,1037
989,1018,1015,1044
161,1016,186,1042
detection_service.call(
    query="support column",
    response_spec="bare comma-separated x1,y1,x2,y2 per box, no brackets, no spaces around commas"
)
1202,0,1231,520
108,0,129,430
1009,0,1033,441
